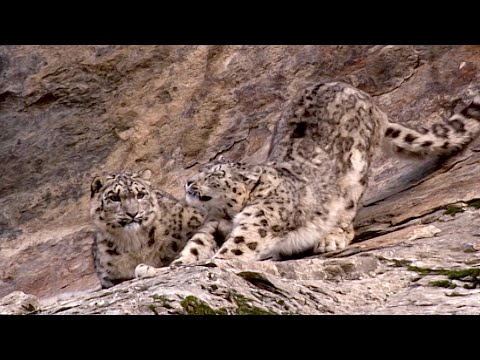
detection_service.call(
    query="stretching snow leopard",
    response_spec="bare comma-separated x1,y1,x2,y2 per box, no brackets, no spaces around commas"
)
160,81,480,266
90,169,205,288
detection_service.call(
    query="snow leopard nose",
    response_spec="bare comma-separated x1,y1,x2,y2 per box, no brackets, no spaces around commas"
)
126,211,138,219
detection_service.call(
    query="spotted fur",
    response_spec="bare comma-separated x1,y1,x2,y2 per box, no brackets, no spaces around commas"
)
166,81,480,264
90,169,205,288
382,88,480,158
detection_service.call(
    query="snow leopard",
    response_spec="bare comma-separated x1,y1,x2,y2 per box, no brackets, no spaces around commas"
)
90,169,205,288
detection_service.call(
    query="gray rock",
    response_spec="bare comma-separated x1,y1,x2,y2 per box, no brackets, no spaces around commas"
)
0,291,40,314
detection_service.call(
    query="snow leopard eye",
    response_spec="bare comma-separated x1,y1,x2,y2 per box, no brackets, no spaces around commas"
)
137,192,145,199
109,194,120,202
212,170,226,177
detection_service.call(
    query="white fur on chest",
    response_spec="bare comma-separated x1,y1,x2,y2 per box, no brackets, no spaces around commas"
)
104,226,162,278
112,224,150,253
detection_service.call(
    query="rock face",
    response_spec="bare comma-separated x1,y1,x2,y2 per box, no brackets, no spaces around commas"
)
1,45,480,314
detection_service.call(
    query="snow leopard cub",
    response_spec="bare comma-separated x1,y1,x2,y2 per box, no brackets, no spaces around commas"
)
167,81,480,264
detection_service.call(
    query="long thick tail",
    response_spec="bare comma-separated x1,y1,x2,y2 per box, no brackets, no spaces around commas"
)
383,92,480,158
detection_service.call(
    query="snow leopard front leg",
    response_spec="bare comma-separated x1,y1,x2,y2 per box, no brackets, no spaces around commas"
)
92,233,132,288
212,205,283,261
171,218,231,265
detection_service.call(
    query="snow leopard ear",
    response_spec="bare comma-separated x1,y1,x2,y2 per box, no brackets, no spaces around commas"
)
202,155,230,170
237,165,263,188
90,176,105,198
137,169,152,181
201,160,227,172
217,155,229,164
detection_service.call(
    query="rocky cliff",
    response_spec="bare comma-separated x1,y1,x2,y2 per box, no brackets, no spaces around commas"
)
1,45,480,314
